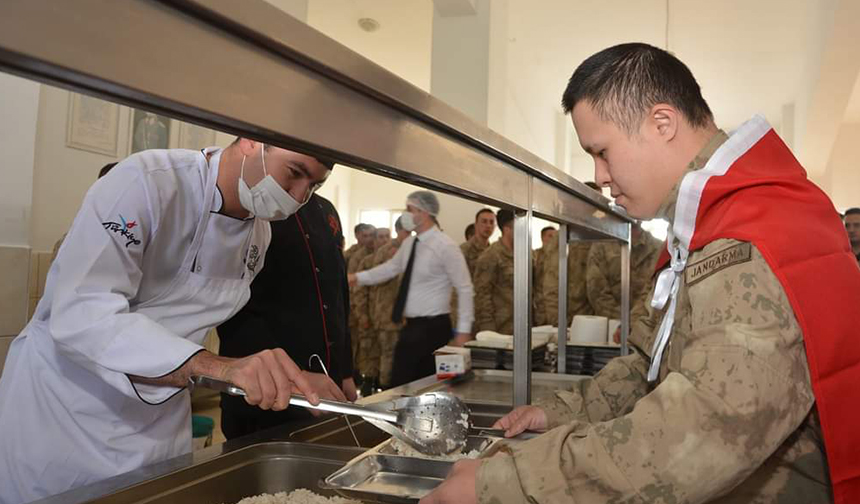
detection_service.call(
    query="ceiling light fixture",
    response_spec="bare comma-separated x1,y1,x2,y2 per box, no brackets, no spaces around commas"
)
358,17,380,33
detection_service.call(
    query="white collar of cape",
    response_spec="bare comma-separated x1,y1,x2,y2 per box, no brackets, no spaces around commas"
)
646,114,773,382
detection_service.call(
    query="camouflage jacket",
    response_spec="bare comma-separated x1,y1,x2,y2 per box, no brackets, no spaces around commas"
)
343,243,361,265
347,246,374,327
473,240,515,334
532,247,548,325
540,234,594,324
460,238,490,279
368,240,405,331
476,131,830,504
586,230,662,322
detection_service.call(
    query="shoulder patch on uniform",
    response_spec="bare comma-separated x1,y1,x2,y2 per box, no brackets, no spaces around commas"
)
684,242,752,286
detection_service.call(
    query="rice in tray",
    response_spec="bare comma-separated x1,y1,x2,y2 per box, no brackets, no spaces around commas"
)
234,488,359,504
387,437,488,461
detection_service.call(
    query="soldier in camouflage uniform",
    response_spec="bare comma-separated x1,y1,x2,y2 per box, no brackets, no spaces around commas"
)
473,210,516,334
347,224,376,375
539,233,594,326
423,44,837,504
367,218,410,387
343,223,370,265
532,226,557,326
460,208,496,278
353,228,391,389
586,223,662,333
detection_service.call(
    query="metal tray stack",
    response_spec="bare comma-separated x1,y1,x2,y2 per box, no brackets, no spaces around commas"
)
564,343,622,375
469,346,547,371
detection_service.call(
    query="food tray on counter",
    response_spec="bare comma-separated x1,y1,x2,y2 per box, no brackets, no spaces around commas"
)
321,435,505,503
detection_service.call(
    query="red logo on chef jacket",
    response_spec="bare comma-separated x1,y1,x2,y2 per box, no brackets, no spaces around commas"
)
101,214,142,247
327,214,340,237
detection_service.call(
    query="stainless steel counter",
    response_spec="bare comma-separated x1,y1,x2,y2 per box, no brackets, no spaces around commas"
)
29,370,584,504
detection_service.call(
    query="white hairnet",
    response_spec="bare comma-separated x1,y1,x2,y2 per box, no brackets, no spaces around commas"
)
406,190,440,216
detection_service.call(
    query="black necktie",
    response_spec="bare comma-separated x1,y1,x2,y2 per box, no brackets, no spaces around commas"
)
391,238,418,323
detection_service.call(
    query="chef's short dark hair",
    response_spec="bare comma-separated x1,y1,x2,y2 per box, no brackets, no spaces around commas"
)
497,209,515,230
231,137,335,170
562,43,713,135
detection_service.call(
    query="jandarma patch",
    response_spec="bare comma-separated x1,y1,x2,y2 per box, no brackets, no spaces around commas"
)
685,242,752,285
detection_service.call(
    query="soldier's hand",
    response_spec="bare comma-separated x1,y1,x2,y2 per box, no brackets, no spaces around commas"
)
613,326,621,344
347,273,358,287
419,459,480,504
492,405,548,437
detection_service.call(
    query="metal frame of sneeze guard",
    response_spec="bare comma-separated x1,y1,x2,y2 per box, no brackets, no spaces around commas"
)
0,0,631,408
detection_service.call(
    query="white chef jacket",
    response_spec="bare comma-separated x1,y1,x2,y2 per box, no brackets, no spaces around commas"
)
0,148,270,504
356,226,474,334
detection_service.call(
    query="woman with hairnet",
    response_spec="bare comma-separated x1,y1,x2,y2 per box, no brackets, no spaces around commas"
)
348,191,473,386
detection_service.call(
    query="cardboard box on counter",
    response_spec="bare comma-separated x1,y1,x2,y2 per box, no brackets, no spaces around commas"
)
434,345,471,379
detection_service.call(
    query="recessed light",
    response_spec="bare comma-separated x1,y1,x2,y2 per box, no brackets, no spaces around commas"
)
358,17,380,33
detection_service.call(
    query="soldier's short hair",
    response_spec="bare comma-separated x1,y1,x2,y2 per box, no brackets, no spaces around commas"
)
561,43,713,135
540,226,556,237
844,207,860,217
465,223,475,240
475,208,494,222
354,223,374,235
497,209,515,230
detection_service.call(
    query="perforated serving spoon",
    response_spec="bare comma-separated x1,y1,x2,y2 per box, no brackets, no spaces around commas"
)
189,376,471,455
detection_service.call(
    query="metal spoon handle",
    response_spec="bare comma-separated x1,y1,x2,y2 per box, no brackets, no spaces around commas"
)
189,375,397,423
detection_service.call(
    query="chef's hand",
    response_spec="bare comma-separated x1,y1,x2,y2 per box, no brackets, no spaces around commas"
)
492,405,548,437
299,371,348,416
220,348,317,411
450,333,471,347
419,459,480,504
347,273,358,287
342,377,358,402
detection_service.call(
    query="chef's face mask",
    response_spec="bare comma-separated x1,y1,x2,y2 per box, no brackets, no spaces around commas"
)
399,211,418,231
238,143,305,221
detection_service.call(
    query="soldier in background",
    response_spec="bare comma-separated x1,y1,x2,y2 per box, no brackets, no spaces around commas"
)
464,223,475,242
346,223,376,378
353,227,392,394
460,208,496,278
535,181,603,328
586,221,661,337
531,226,557,325
343,223,373,265
844,207,860,265
366,217,411,388
539,233,594,328
473,210,515,334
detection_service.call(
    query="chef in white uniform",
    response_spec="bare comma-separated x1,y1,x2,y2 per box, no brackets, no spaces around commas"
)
0,138,347,504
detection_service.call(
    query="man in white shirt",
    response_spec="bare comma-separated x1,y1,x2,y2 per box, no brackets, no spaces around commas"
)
0,139,346,504
348,191,474,386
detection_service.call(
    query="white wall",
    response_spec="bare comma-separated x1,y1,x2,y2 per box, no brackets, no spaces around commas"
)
29,87,133,252
0,73,39,247
822,123,860,211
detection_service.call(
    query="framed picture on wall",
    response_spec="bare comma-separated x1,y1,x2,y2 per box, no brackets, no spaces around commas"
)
65,93,120,157
128,109,172,154
178,122,216,151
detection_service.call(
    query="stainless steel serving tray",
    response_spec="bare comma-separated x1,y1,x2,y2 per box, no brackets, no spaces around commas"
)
321,435,512,503
29,442,365,504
